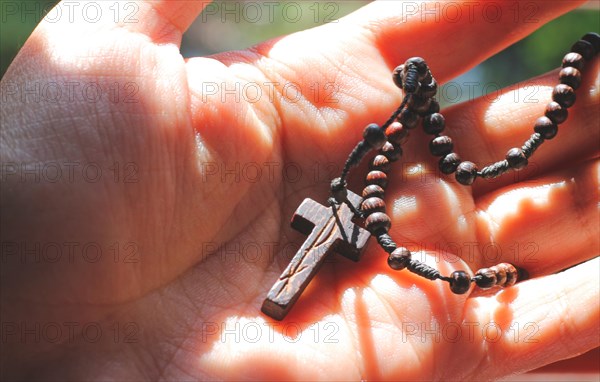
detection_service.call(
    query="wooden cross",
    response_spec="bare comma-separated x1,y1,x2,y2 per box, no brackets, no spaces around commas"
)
261,191,370,320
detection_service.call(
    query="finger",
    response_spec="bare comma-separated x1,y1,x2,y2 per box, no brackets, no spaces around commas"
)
383,156,598,279
206,1,584,176
345,0,585,82
256,0,583,85
442,58,600,196
473,158,599,275
121,1,211,44
462,257,600,380
38,0,210,46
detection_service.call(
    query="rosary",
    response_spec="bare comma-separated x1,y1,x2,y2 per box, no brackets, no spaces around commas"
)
261,32,599,321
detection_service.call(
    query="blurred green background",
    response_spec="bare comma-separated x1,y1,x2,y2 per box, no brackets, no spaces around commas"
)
1,0,599,106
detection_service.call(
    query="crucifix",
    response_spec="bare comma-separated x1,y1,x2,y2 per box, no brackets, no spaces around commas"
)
261,191,371,321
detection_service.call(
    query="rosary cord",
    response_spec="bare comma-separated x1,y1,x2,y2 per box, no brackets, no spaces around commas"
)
337,93,412,185
406,260,441,281
477,159,510,179
355,32,598,295
381,94,412,131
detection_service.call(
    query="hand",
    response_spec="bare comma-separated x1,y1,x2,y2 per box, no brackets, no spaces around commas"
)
1,1,598,380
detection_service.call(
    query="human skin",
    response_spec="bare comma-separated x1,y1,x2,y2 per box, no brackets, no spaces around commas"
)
0,0,598,380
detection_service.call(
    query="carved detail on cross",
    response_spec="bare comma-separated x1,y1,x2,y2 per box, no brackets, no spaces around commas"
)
261,191,370,321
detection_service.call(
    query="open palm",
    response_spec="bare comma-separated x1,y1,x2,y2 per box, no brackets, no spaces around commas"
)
1,1,598,380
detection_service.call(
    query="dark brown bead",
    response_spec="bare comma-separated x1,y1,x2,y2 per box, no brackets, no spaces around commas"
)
380,142,402,162
385,122,408,145
449,270,471,294
363,123,387,149
533,116,558,140
455,161,478,185
361,197,386,215
370,155,391,172
439,152,461,174
388,247,411,270
545,101,569,124
497,263,518,287
581,32,600,55
408,95,432,115
419,78,438,99
559,67,581,90
506,148,528,170
427,100,440,115
422,72,433,85
571,39,595,61
365,170,388,188
562,52,584,71
423,113,445,135
429,136,453,157
490,265,507,286
398,109,419,129
365,212,391,234
362,184,385,199
552,84,576,108
392,65,405,89
474,268,497,289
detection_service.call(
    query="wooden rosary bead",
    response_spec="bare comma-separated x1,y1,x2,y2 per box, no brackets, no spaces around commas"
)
363,123,387,149
365,212,391,234
392,65,405,89
362,184,385,199
387,247,412,270
533,116,558,139
423,112,446,135
449,270,471,294
545,101,569,124
559,67,581,90
506,148,528,170
361,197,386,215
497,263,518,287
370,154,391,172
562,52,584,71
490,265,507,286
455,161,478,185
552,84,576,108
419,78,438,99
474,268,497,289
408,95,432,115
398,108,420,129
429,135,454,157
571,39,595,61
439,152,462,174
385,122,408,145
582,32,600,55
381,142,403,162
427,99,440,115
422,71,433,85
365,170,388,188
